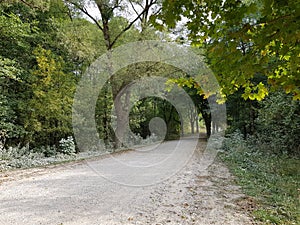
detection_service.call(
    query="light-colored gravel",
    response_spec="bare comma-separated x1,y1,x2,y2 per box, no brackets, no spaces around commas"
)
0,138,256,225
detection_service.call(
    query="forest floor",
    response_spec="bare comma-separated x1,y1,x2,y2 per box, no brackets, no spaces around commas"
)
0,138,257,225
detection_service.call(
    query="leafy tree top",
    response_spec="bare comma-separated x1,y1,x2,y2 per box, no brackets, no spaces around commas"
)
155,0,300,100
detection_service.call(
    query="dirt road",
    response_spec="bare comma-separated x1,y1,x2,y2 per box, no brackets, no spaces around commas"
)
0,138,255,225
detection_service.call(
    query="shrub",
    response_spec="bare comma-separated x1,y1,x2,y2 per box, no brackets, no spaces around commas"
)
59,136,76,155
32,145,57,157
222,130,247,152
256,91,300,156
0,146,29,161
0,146,46,169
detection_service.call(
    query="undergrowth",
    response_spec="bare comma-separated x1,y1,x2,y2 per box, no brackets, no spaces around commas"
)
0,134,160,171
220,131,300,225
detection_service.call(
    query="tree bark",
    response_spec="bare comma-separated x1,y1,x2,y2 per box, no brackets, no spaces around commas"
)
113,86,131,149
196,113,199,133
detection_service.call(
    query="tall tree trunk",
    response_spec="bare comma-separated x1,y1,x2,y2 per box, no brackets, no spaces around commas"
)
113,94,127,149
112,83,132,149
203,112,211,138
191,120,194,134
196,113,199,133
102,84,111,146
179,112,184,136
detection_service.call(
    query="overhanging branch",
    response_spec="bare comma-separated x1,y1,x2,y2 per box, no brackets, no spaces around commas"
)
64,0,104,31
110,0,157,48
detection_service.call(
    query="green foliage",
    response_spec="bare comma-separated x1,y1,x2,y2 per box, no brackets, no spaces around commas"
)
166,77,213,136
0,57,26,144
226,90,300,155
0,0,81,148
0,144,77,171
129,97,181,140
59,136,76,155
255,91,300,155
222,130,247,152
25,46,76,146
156,0,300,100
226,91,258,137
0,146,43,169
221,131,300,225
58,18,106,71
129,98,152,138
33,145,57,157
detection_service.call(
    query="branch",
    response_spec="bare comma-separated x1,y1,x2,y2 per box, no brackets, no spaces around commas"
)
262,14,292,25
64,0,103,31
135,1,144,9
19,0,38,9
65,4,74,21
110,0,157,48
129,0,142,21
245,14,293,29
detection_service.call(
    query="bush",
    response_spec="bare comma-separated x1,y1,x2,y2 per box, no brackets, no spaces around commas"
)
59,136,76,155
118,133,160,149
222,130,247,152
0,144,77,171
0,146,45,169
255,91,300,156
32,145,57,157
0,145,28,161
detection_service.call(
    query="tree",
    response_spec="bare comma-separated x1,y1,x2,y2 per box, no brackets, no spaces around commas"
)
0,0,80,147
256,91,300,155
0,57,25,147
64,0,162,148
0,2,37,146
25,46,76,146
155,0,300,100
166,77,213,137
111,61,184,142
225,90,258,137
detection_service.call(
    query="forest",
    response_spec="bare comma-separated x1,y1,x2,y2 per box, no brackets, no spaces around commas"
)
0,0,299,224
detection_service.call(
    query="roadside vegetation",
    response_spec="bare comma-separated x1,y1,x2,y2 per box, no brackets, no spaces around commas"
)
221,132,299,225
220,91,300,225
0,134,159,171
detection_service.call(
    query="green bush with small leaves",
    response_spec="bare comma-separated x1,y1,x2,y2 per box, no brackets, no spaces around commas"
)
255,91,300,156
59,136,76,155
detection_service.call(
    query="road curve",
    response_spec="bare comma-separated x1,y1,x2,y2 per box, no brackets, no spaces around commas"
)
0,138,255,225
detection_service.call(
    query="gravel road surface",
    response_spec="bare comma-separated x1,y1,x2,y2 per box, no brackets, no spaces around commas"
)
0,137,255,225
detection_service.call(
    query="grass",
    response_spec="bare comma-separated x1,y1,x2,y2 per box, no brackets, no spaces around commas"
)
219,136,300,225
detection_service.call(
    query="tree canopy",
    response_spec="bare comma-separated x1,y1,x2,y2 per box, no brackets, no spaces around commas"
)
155,0,300,100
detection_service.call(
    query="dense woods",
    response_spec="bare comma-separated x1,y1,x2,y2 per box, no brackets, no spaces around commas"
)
1,0,298,152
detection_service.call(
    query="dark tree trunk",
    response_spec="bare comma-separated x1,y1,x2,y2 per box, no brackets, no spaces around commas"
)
196,113,199,133
203,113,211,138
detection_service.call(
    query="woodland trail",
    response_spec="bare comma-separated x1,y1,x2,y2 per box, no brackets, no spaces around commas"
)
0,137,256,225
